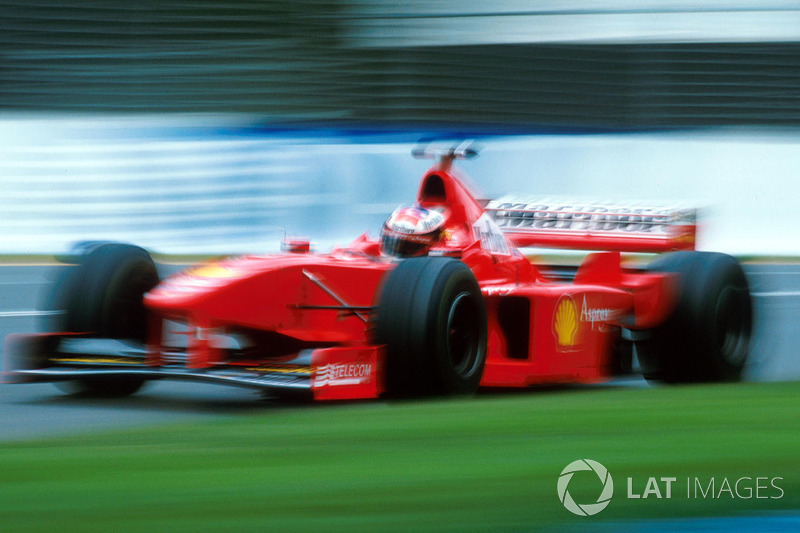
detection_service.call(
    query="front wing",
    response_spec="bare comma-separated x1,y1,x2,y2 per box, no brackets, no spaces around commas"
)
3,333,384,401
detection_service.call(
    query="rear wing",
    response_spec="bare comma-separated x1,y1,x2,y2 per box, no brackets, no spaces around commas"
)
485,196,696,253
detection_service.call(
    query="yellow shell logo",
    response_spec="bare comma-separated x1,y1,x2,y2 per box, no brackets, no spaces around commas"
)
554,296,579,349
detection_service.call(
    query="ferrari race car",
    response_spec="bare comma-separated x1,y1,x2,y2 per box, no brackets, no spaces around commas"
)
3,144,752,401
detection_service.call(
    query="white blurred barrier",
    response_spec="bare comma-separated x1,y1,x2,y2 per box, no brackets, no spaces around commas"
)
348,0,800,46
1,114,798,256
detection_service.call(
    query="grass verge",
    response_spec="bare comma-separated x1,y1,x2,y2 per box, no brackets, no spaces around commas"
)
0,382,799,532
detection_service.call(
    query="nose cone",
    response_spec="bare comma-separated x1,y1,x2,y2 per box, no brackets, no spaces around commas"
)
145,256,266,311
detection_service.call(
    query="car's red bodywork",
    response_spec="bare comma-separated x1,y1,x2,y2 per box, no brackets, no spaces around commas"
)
3,151,694,400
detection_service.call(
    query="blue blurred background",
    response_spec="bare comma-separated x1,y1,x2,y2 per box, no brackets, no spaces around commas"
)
3,1,800,255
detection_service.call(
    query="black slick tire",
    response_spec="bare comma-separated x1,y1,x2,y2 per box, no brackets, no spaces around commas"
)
376,257,487,397
636,251,752,383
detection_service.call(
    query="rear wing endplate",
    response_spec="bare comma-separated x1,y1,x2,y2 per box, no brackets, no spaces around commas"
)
485,196,697,253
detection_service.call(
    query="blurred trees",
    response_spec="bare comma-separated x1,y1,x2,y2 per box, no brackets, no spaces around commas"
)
2,1,800,129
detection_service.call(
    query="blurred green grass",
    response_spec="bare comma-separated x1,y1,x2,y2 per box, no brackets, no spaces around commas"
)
1,382,799,532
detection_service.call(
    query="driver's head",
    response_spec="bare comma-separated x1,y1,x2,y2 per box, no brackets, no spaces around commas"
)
380,205,446,257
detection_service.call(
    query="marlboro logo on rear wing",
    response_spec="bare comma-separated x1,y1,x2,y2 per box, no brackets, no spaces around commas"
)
485,196,697,253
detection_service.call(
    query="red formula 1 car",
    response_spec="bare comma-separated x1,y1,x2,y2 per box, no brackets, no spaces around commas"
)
3,144,752,400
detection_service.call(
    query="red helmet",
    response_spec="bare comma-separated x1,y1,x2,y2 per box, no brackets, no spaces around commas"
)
380,206,446,257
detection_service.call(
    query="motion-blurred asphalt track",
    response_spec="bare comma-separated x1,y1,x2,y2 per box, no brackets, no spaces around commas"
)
1,262,799,441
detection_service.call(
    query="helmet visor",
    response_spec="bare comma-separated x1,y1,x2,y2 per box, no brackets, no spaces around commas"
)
380,227,438,257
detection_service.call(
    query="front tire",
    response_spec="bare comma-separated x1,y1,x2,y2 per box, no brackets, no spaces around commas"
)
50,243,159,397
376,257,487,397
636,251,752,383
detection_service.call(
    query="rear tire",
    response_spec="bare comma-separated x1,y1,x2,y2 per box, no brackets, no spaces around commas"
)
636,251,751,383
50,243,159,397
376,257,487,397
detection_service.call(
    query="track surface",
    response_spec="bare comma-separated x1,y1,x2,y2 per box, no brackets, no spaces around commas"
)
1,263,798,441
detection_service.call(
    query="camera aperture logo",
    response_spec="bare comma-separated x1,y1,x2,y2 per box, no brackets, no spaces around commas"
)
557,459,614,516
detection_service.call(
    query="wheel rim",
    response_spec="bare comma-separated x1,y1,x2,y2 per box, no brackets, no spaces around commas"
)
715,285,749,367
446,291,481,377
